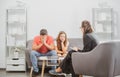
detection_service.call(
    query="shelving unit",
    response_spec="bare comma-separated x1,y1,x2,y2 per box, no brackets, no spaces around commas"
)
6,8,27,71
93,8,113,41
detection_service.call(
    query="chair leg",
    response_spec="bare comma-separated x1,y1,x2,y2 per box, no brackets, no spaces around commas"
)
30,67,33,77
79,75,83,77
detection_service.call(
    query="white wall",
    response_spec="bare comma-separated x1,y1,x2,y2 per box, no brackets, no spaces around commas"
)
0,0,7,68
26,0,120,39
0,0,120,68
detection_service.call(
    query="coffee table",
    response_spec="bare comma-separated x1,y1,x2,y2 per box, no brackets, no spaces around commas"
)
30,56,65,77
40,56,65,77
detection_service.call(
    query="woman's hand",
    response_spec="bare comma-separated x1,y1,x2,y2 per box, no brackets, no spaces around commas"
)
71,47,79,51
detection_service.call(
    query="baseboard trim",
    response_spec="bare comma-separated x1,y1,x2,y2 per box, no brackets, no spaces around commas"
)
0,68,6,70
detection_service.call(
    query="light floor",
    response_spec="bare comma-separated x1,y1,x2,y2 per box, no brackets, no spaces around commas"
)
0,69,52,77
0,69,120,77
0,69,72,77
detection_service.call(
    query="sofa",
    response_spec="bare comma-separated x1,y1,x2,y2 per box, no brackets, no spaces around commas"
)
25,38,83,69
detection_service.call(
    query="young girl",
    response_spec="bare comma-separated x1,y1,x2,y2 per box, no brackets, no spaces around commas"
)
55,31,69,57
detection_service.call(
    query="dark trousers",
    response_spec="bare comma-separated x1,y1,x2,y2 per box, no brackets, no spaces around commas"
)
59,50,79,77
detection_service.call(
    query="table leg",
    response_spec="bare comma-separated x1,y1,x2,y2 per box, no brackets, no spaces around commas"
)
30,67,33,77
41,60,46,77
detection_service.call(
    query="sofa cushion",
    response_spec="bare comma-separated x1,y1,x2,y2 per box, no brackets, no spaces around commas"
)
68,38,83,51
26,40,33,50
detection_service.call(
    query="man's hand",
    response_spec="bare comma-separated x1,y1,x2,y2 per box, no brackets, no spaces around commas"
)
41,36,47,44
40,35,54,50
32,43,43,50
43,36,47,45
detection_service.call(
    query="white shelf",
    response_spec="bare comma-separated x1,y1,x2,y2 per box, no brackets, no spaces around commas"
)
6,8,27,71
95,32,112,34
93,8,113,41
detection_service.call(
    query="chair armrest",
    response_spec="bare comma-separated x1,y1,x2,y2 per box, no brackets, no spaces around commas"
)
25,48,32,68
72,52,98,75
72,42,120,77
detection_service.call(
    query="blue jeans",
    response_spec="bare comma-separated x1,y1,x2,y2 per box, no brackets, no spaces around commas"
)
30,50,57,72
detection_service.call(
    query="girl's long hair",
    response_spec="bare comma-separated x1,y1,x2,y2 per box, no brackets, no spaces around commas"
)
56,31,67,51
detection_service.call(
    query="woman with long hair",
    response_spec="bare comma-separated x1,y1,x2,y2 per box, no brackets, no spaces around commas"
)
55,31,69,57
54,20,99,77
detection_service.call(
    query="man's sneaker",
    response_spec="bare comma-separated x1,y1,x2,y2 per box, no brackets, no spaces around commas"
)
32,71,39,77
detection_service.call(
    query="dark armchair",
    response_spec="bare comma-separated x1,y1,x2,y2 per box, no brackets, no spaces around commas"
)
72,41,120,77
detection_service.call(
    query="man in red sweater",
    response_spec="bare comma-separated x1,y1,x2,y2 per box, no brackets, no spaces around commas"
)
30,29,57,76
